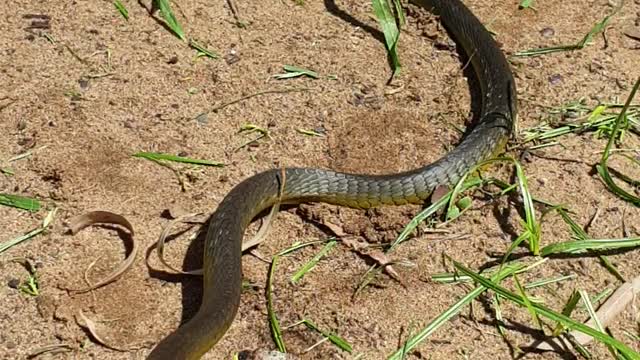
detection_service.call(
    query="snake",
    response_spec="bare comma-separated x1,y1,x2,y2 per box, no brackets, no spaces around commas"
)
147,0,516,358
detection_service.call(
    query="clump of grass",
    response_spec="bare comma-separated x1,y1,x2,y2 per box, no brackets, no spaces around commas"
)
522,99,640,148
382,146,640,357
388,259,547,359
11,258,40,297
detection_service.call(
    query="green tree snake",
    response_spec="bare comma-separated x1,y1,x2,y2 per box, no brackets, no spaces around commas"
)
148,0,517,358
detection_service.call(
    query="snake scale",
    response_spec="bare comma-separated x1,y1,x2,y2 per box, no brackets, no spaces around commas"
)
148,0,517,358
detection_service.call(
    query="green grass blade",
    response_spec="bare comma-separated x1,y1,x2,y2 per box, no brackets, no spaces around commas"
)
0,208,57,254
296,128,324,137
596,77,640,206
514,274,542,329
579,290,620,358
371,0,402,75
113,0,129,20
555,207,624,281
540,237,640,257
552,289,580,336
390,177,484,251
156,0,186,41
291,240,337,283
0,193,41,212
302,319,353,353
525,274,576,289
133,152,223,167
276,239,332,257
275,65,319,79
513,159,540,254
267,256,287,352
189,39,219,59
513,8,617,57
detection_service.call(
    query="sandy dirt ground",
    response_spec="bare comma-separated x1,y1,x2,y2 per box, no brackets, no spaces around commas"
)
1,0,640,359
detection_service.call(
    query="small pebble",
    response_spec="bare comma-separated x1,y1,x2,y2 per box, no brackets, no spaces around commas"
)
540,27,555,38
548,73,563,85
16,120,27,131
195,112,208,125
78,77,90,90
7,278,20,289
167,55,178,64
224,49,240,65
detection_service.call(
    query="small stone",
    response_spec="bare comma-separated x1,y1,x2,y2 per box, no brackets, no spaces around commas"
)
540,27,555,38
548,73,563,85
7,278,20,289
195,112,208,125
16,120,27,130
224,49,240,65
78,77,90,90
167,55,178,64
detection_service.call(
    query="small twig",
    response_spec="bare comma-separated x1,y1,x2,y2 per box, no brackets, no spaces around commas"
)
226,0,245,26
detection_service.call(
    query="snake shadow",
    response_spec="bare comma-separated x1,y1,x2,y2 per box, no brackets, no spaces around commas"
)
146,216,210,323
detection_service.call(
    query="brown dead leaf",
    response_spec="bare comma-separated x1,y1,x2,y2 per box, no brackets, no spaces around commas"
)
431,185,450,204
76,310,142,352
151,212,204,276
65,211,137,293
321,219,347,237
367,250,403,284
151,205,279,275
341,236,369,251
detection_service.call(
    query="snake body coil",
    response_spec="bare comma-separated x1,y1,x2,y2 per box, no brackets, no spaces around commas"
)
148,0,516,358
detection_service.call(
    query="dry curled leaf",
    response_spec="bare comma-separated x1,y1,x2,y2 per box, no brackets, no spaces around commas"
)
151,206,280,275
341,236,369,251
76,310,142,352
321,219,347,237
65,211,137,293
529,275,640,350
368,250,403,284
341,237,410,284
152,212,204,276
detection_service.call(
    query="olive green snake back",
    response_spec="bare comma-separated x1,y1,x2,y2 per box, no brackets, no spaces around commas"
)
147,0,516,358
